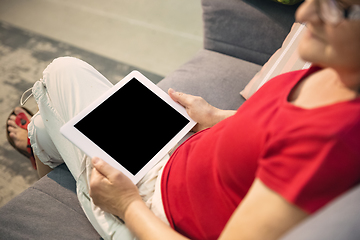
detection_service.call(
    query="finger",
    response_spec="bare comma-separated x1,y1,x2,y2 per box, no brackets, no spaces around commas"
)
89,166,109,194
90,167,101,187
168,88,180,102
89,168,103,198
168,88,193,108
90,166,103,181
90,167,104,183
91,157,118,179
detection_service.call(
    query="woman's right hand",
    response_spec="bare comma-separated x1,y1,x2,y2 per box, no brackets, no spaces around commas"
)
168,88,235,132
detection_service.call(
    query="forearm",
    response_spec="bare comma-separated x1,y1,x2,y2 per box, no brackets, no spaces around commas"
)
124,200,188,240
193,109,236,132
168,89,236,132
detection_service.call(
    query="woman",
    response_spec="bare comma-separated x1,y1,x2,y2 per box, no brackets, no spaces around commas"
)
89,0,360,239
7,0,360,239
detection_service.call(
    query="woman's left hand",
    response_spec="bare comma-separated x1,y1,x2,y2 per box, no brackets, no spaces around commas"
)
89,157,142,219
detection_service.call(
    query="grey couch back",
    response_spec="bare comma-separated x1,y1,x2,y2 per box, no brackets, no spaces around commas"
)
202,0,300,65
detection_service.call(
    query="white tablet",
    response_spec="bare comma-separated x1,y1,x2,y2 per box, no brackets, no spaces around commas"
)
60,71,196,184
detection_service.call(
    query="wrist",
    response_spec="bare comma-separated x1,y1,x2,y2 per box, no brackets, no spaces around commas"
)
123,198,189,240
123,198,146,223
212,109,236,125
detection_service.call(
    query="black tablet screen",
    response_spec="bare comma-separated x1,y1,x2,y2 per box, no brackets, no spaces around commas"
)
75,78,189,175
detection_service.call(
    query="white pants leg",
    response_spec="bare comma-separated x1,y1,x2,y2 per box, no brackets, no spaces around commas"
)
27,57,169,240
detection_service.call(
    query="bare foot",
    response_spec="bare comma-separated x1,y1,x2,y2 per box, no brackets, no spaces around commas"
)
7,107,32,152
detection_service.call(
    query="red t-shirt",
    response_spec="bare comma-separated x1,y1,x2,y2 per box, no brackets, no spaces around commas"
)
161,67,360,240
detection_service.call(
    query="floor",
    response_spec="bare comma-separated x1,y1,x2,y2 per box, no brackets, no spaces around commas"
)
0,0,202,207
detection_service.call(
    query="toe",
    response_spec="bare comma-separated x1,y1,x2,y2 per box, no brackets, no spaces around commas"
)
14,107,24,115
8,124,20,134
14,107,32,121
7,125,14,132
8,130,16,138
9,114,16,122
7,124,28,151
7,119,17,128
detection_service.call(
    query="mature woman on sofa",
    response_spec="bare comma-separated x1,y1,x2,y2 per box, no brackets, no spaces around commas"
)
6,0,360,239
89,0,360,239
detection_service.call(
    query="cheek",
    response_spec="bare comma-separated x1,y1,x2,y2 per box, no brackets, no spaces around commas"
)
328,27,360,68
297,30,327,64
298,26,360,69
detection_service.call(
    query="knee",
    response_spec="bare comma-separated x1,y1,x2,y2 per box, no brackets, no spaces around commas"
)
51,56,85,66
43,57,86,75
41,57,91,89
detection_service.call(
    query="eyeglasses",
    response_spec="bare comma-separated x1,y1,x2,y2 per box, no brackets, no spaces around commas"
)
318,0,360,25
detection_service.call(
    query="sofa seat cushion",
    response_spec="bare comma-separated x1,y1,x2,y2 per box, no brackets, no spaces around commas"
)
158,49,262,111
0,164,101,240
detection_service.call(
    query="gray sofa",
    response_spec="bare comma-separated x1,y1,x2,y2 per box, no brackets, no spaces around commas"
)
1,0,359,239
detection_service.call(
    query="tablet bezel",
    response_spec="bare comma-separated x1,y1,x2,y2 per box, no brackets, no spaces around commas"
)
60,70,196,183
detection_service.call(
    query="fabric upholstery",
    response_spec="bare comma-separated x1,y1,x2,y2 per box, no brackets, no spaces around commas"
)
0,164,101,240
241,23,310,99
157,49,261,110
280,184,360,240
202,0,298,65
272,0,304,5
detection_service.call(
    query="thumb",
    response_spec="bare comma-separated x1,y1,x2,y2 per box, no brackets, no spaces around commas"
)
168,88,191,107
92,157,116,178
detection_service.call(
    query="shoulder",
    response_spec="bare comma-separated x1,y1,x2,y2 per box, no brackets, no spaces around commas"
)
249,67,318,103
261,67,319,90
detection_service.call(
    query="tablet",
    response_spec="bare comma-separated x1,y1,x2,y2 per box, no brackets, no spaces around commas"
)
60,71,196,184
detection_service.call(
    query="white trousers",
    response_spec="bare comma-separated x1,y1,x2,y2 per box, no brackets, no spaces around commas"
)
27,57,169,240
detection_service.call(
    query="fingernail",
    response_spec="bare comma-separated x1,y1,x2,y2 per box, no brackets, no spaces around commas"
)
92,157,99,164
168,88,175,94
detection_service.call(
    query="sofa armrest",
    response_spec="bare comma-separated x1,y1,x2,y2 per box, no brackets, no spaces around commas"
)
280,183,360,240
202,0,299,65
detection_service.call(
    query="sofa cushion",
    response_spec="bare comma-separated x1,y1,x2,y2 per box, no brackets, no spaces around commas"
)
280,184,360,240
241,23,310,99
157,49,262,110
272,0,303,5
202,0,298,65
0,164,101,240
